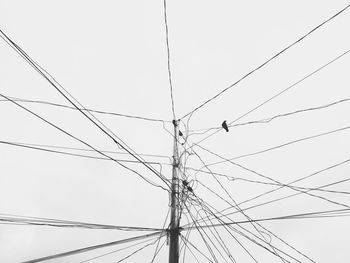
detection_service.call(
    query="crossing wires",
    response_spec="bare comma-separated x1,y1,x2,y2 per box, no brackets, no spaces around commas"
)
181,3,350,120
0,28,171,190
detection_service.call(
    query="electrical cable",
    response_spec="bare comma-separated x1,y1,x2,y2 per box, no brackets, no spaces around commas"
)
197,144,350,209
180,233,214,263
190,194,299,263
150,207,171,263
185,195,260,263
182,208,350,230
0,140,170,167
0,213,162,231
186,146,288,261
189,48,350,148
189,197,261,263
115,236,162,263
190,167,350,195
188,160,287,263
22,231,165,263
203,177,350,225
163,0,176,119
190,204,234,263
0,96,169,123
0,140,171,160
0,93,170,191
182,202,220,263
181,3,350,119
78,236,160,263
188,98,350,136
0,28,171,190
203,125,350,168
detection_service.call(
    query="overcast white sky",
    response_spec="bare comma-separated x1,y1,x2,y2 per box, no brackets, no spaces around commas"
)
1,1,350,262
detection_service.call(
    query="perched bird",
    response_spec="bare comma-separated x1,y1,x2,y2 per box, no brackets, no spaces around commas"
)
179,130,183,137
221,120,229,132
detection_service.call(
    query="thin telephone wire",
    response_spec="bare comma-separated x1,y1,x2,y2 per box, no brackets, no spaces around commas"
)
191,48,350,147
163,0,176,119
181,3,350,119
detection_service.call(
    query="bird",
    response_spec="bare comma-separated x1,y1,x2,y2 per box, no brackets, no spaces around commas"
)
221,120,229,132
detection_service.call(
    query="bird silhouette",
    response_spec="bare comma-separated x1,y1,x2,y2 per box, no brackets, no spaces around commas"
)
221,120,229,132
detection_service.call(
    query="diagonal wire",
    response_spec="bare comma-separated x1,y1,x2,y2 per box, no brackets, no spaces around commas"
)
190,167,350,195
0,140,171,160
180,233,214,263
183,202,220,263
150,207,171,263
181,3,350,119
198,145,350,209
191,195,300,263
182,208,350,230
78,236,160,263
0,96,169,122
203,125,350,168
190,48,350,147
188,98,350,136
202,177,350,226
22,231,164,263
115,236,162,263
0,28,170,189
0,93,169,191
186,146,290,262
0,140,170,167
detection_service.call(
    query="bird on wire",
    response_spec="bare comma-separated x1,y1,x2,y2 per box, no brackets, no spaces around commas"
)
221,120,229,132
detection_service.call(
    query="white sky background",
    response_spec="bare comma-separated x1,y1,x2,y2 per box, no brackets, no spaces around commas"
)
1,0,350,262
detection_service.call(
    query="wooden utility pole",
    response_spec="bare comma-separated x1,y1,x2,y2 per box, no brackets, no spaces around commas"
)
169,120,180,263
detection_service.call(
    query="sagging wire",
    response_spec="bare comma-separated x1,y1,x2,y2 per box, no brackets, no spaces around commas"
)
186,98,350,138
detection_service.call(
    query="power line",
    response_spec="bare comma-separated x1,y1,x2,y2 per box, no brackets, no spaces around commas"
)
150,208,171,263
0,140,171,160
163,0,176,119
0,93,170,191
185,152,294,263
198,144,350,209
0,214,163,231
188,98,350,135
185,194,260,263
23,231,165,263
189,167,350,195
190,195,292,263
0,28,170,190
115,237,162,263
189,200,235,263
181,3,350,119
192,193,312,263
0,95,169,122
149,237,167,262
200,124,350,168
198,178,350,226
180,233,215,263
182,208,350,231
186,147,283,260
184,145,350,239
79,236,161,263
0,140,170,166
190,48,350,147
182,192,315,263
182,202,220,263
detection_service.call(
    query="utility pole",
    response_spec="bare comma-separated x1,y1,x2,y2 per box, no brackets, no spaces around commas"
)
169,119,180,263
